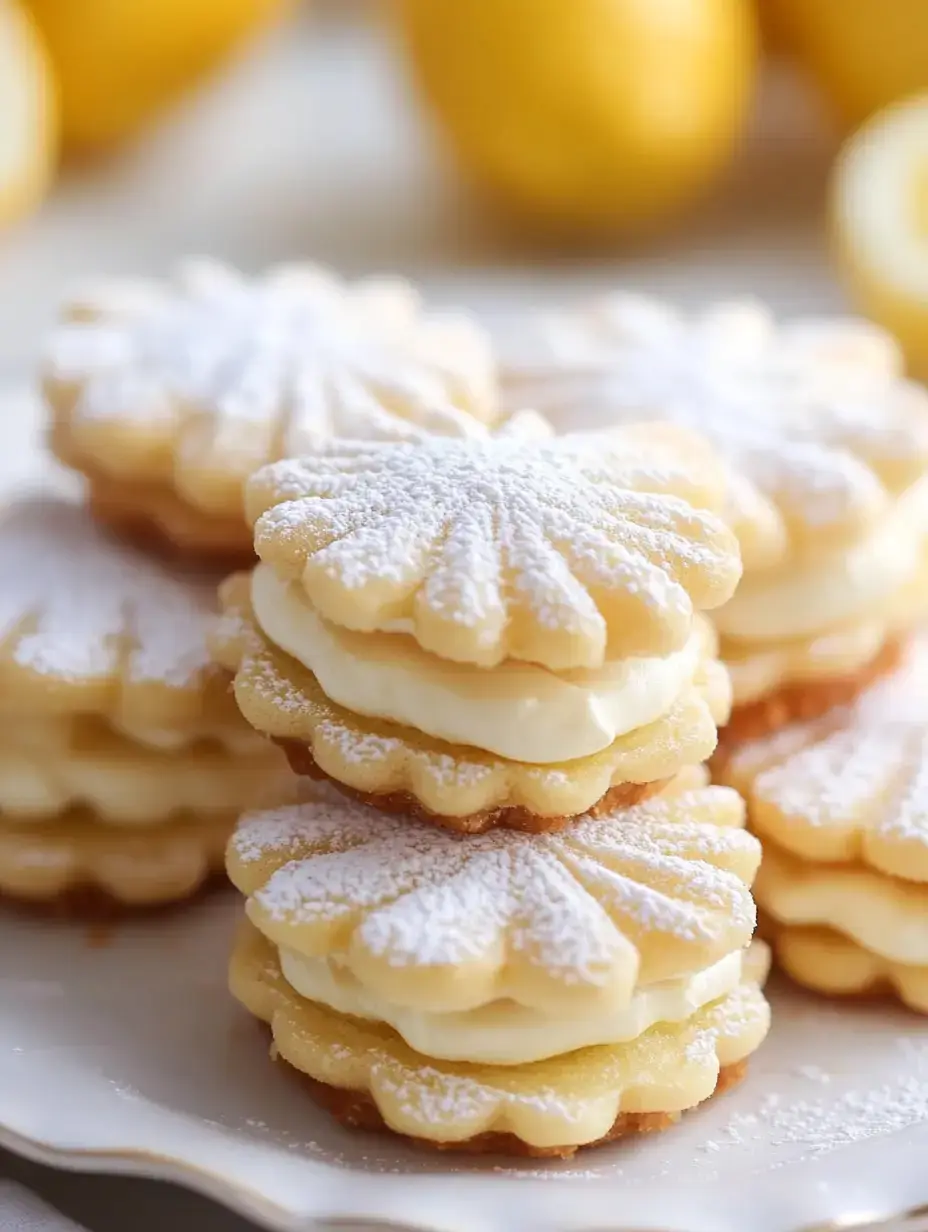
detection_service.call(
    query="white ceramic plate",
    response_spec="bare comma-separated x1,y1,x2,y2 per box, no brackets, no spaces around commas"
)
3,891,928,1232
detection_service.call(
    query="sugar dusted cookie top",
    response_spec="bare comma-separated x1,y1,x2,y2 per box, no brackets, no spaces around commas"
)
44,259,498,517
720,639,928,882
246,421,742,670
228,778,760,1014
0,496,239,729
502,294,928,570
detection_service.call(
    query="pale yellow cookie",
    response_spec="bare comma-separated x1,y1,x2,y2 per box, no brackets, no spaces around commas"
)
212,575,732,831
502,294,928,730
44,259,498,559
502,293,928,568
771,924,928,1015
0,714,284,824
245,422,740,669
230,921,770,1156
0,495,252,735
719,641,928,880
756,841,928,967
0,495,290,909
214,423,739,828
0,809,231,908
227,778,760,1064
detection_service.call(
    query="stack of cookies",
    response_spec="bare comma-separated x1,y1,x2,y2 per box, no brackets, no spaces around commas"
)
502,289,928,1021
13,258,495,913
0,498,287,909
720,639,928,1014
212,421,771,1155
43,258,497,563
502,292,928,739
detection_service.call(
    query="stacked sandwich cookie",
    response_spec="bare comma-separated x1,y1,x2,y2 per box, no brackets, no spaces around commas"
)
0,498,290,911
211,421,739,831
501,294,928,742
42,259,497,563
215,421,771,1153
719,640,928,1015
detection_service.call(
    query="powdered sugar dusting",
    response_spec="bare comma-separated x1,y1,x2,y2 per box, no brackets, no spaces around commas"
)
0,497,218,692
730,646,928,873
46,259,495,486
250,430,739,669
234,784,757,987
503,294,928,550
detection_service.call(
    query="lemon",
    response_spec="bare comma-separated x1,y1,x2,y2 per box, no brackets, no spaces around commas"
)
396,0,758,237
27,0,288,151
769,0,928,127
0,0,55,227
832,95,928,377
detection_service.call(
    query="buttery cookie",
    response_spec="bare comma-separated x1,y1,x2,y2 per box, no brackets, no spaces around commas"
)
502,295,928,732
718,639,928,1011
212,422,741,830
44,259,498,561
0,495,290,909
227,777,770,1154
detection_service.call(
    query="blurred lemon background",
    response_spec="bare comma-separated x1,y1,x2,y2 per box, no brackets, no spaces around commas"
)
1,0,928,372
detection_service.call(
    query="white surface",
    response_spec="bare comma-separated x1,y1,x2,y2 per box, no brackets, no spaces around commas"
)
0,1181,88,1232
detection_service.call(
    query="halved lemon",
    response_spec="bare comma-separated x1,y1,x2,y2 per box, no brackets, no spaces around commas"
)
833,94,928,377
0,0,55,228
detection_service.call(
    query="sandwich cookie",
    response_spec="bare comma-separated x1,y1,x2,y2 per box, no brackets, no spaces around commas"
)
502,294,928,738
44,259,497,562
0,496,290,910
719,639,928,1012
211,420,742,831
227,776,770,1156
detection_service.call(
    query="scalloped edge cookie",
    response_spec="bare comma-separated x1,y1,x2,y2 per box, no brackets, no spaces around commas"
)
211,575,732,832
0,810,232,909
230,922,771,1157
769,924,928,1015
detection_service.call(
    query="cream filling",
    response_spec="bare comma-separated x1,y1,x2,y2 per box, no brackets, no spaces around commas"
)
0,745,266,824
109,716,265,754
278,947,744,1065
251,563,701,763
715,480,928,643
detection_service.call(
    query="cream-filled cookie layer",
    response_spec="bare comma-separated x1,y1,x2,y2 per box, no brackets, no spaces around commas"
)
109,715,267,755
715,479,928,643
0,717,281,824
278,946,744,1065
757,843,928,966
251,563,703,764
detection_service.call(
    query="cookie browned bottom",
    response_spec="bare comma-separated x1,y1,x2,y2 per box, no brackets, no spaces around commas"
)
0,872,228,921
719,638,902,748
87,475,254,567
277,738,670,834
290,1059,748,1159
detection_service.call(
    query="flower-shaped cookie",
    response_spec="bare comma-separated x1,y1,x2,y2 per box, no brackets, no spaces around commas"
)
44,259,498,550
0,496,244,734
720,643,928,883
211,574,732,831
231,922,771,1156
229,780,760,1018
246,422,741,670
773,925,928,1015
502,294,928,571
0,809,231,907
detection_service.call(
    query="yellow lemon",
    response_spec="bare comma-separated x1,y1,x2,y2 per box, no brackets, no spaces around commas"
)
0,0,55,227
769,0,928,127
832,95,928,377
396,0,758,237
27,0,288,151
